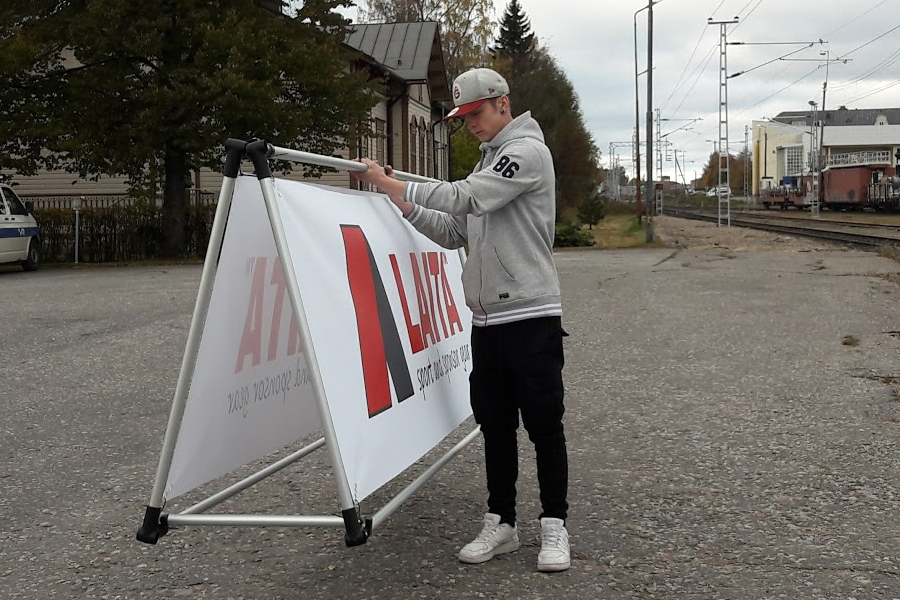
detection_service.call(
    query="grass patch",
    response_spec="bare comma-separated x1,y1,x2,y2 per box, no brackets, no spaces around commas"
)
842,334,860,346
588,215,666,249
877,244,900,264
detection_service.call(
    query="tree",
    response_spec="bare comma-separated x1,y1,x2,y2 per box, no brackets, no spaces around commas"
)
0,0,375,257
449,124,481,181
699,150,750,192
494,0,534,60
498,46,601,214
577,190,604,229
359,0,495,81
490,2,601,215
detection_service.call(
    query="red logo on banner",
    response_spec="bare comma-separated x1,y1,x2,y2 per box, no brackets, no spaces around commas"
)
235,257,302,374
341,225,415,417
389,252,463,354
341,225,464,418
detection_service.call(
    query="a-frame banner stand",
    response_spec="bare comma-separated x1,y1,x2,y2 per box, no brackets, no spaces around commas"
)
137,139,478,547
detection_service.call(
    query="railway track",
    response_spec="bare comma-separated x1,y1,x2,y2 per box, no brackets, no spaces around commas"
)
725,210,900,231
662,208,900,247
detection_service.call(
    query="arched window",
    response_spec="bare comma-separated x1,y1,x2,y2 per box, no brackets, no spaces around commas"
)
410,121,418,174
426,130,433,178
419,118,427,176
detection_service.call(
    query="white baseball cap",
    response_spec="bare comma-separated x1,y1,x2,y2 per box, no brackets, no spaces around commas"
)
444,68,510,119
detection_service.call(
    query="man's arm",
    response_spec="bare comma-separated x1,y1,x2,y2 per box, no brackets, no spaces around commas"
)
353,159,412,214
352,159,467,249
407,143,543,216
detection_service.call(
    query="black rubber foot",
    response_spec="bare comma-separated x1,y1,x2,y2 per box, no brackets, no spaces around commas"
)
342,508,371,547
136,506,169,544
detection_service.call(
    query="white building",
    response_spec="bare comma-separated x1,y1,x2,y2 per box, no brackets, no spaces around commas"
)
751,107,900,196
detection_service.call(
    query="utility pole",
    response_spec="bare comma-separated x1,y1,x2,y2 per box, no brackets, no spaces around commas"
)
820,50,829,163
609,142,614,200
655,108,663,214
675,150,688,188
633,5,648,224
808,100,820,217
743,124,749,201
709,15,738,227
644,1,654,242
633,127,639,201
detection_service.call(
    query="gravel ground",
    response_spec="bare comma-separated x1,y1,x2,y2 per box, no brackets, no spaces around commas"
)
2,229,899,599
652,215,848,252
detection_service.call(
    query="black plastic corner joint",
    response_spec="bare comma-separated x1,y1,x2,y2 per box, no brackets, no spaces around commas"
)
136,506,169,545
342,508,371,547
245,138,274,180
224,138,247,178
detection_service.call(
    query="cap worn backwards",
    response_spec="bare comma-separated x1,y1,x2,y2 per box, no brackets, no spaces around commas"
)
444,68,510,120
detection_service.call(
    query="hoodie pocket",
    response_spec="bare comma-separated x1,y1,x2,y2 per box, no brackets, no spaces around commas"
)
481,246,522,306
461,252,481,310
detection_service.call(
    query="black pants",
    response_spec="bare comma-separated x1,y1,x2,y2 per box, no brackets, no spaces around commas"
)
469,316,568,526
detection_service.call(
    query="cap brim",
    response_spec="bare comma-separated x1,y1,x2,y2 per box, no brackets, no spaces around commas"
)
443,98,489,120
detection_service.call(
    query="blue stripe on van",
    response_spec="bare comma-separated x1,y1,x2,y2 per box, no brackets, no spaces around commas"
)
0,226,40,239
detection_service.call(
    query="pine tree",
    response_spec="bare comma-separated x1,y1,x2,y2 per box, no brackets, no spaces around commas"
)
494,0,534,59
578,191,604,229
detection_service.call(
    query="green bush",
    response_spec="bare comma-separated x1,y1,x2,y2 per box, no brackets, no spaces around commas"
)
34,201,217,262
554,222,595,248
577,191,604,229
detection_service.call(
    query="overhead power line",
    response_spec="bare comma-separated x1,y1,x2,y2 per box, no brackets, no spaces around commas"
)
830,47,900,91
661,28,710,111
668,41,720,118
840,23,900,58
728,43,814,79
709,0,729,20
695,64,824,137
844,79,900,105
823,0,891,37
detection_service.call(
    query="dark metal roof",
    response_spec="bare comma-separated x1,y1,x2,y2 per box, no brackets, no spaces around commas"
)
345,22,450,101
774,107,900,127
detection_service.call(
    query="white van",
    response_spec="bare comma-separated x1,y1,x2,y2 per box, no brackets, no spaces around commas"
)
0,184,40,271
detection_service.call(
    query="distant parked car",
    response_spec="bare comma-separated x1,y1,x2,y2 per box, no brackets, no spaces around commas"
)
0,184,40,271
706,186,732,197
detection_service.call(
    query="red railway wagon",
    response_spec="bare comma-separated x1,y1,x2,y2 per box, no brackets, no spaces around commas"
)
822,164,899,210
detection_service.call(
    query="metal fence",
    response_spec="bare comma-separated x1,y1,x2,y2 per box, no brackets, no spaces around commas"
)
25,189,218,210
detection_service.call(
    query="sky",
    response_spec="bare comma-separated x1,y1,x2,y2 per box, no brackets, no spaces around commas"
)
300,0,900,183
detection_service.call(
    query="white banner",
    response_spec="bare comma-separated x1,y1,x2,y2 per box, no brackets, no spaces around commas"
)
165,177,322,500
273,179,473,503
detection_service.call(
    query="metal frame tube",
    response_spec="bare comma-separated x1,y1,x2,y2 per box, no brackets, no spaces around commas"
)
269,144,466,267
257,177,358,512
146,175,237,510
167,514,344,528
179,438,326,515
269,145,435,183
371,427,481,530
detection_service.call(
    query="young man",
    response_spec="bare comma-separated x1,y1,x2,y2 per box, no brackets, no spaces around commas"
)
353,67,570,572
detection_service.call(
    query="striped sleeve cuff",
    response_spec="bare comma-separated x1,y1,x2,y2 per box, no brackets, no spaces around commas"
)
405,181,421,203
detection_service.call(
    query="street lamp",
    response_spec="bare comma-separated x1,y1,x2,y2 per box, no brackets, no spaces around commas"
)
634,2,651,221
72,196,84,264
634,0,661,233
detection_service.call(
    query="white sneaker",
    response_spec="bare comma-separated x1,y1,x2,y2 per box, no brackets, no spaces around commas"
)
458,513,520,564
537,517,570,572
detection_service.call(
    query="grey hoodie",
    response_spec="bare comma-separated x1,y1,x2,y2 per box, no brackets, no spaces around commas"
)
404,111,561,327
